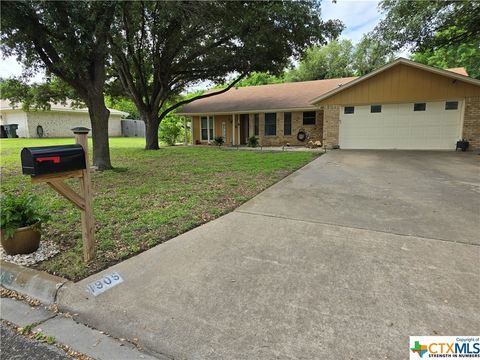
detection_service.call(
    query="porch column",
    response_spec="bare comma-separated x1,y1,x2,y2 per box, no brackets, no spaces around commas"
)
183,117,187,145
207,115,210,143
232,114,235,145
190,117,194,145
238,117,241,144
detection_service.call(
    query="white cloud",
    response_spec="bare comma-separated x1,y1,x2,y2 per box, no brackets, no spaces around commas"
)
321,0,383,43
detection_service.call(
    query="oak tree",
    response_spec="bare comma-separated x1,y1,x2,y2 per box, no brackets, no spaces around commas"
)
374,0,480,51
1,1,116,169
109,1,342,149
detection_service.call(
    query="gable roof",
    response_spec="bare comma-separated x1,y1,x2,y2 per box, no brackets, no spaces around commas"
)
0,99,128,116
310,58,480,105
177,76,357,115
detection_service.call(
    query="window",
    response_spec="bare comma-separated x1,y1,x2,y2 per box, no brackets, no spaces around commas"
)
414,103,426,111
445,101,459,110
264,113,276,136
344,106,355,114
303,111,316,125
254,114,259,136
201,116,214,141
370,105,382,113
283,112,292,136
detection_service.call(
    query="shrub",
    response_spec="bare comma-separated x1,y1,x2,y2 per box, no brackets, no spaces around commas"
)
0,193,50,238
213,136,224,146
159,116,184,146
248,136,258,148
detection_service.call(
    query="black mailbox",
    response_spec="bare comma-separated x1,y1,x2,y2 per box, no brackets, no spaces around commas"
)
21,144,86,176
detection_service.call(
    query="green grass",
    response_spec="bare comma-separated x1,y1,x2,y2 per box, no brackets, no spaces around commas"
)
1,138,318,280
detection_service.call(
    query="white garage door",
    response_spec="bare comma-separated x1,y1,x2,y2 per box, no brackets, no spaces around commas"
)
339,101,463,149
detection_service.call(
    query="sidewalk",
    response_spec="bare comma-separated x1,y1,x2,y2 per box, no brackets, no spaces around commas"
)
0,294,160,360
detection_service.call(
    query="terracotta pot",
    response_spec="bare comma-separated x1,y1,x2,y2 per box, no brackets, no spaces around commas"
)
0,222,41,255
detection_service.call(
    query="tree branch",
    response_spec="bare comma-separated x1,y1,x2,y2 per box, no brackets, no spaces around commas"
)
158,73,247,120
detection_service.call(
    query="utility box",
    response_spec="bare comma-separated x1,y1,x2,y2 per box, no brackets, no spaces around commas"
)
21,144,86,176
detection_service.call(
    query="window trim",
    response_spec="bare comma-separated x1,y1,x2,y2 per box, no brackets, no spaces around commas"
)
302,111,316,125
200,116,214,141
370,105,382,113
414,103,426,111
284,112,292,136
264,112,277,136
344,106,355,114
445,101,459,110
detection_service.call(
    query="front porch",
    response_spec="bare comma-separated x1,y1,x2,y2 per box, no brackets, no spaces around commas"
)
191,114,251,146
190,110,328,147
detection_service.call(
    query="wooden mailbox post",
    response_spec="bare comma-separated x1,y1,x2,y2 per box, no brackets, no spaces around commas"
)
29,127,95,262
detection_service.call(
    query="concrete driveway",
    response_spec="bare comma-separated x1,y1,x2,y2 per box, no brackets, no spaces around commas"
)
58,151,480,360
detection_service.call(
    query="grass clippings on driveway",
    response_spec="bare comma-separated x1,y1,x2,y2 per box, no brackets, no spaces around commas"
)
1,138,318,280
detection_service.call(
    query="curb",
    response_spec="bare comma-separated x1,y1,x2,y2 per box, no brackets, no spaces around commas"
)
0,260,69,304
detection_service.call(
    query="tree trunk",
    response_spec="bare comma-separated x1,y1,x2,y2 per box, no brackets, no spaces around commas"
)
86,95,112,170
144,114,160,150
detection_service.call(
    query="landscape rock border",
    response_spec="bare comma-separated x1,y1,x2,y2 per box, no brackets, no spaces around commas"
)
0,240,60,267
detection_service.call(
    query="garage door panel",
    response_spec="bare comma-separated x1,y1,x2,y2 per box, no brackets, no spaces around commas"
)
339,101,462,150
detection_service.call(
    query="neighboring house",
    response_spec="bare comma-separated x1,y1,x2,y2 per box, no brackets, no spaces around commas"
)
0,100,128,138
178,58,480,150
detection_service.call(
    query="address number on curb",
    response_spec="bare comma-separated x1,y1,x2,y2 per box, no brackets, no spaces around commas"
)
87,272,123,296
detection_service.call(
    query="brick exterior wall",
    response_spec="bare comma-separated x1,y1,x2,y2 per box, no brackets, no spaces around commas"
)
463,96,480,150
258,110,323,146
192,110,324,146
322,105,340,148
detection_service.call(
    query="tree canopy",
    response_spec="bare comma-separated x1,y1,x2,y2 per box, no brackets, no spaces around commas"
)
0,77,77,111
351,35,396,76
235,72,286,87
411,28,480,80
1,1,117,169
285,37,395,82
374,0,480,51
287,39,355,81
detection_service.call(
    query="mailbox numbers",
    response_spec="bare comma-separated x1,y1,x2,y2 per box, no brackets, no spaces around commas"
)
87,272,123,296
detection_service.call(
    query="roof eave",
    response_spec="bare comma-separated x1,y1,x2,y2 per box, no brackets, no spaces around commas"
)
176,106,318,116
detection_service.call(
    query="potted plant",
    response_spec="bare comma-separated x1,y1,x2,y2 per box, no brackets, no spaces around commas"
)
0,193,50,255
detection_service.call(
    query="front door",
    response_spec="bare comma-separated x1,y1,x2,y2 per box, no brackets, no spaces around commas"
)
240,114,249,145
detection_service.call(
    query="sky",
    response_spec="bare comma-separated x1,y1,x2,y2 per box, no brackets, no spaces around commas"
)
0,0,384,83
321,0,382,42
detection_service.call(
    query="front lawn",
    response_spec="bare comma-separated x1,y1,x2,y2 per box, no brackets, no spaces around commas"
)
0,138,318,280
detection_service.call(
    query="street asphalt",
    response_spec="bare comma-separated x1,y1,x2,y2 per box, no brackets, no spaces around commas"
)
57,150,480,359
0,320,72,360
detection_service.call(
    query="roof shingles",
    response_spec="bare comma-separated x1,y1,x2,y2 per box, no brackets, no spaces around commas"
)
179,77,357,114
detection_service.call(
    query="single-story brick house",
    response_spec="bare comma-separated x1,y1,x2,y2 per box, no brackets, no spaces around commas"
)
178,58,480,150
0,100,127,138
